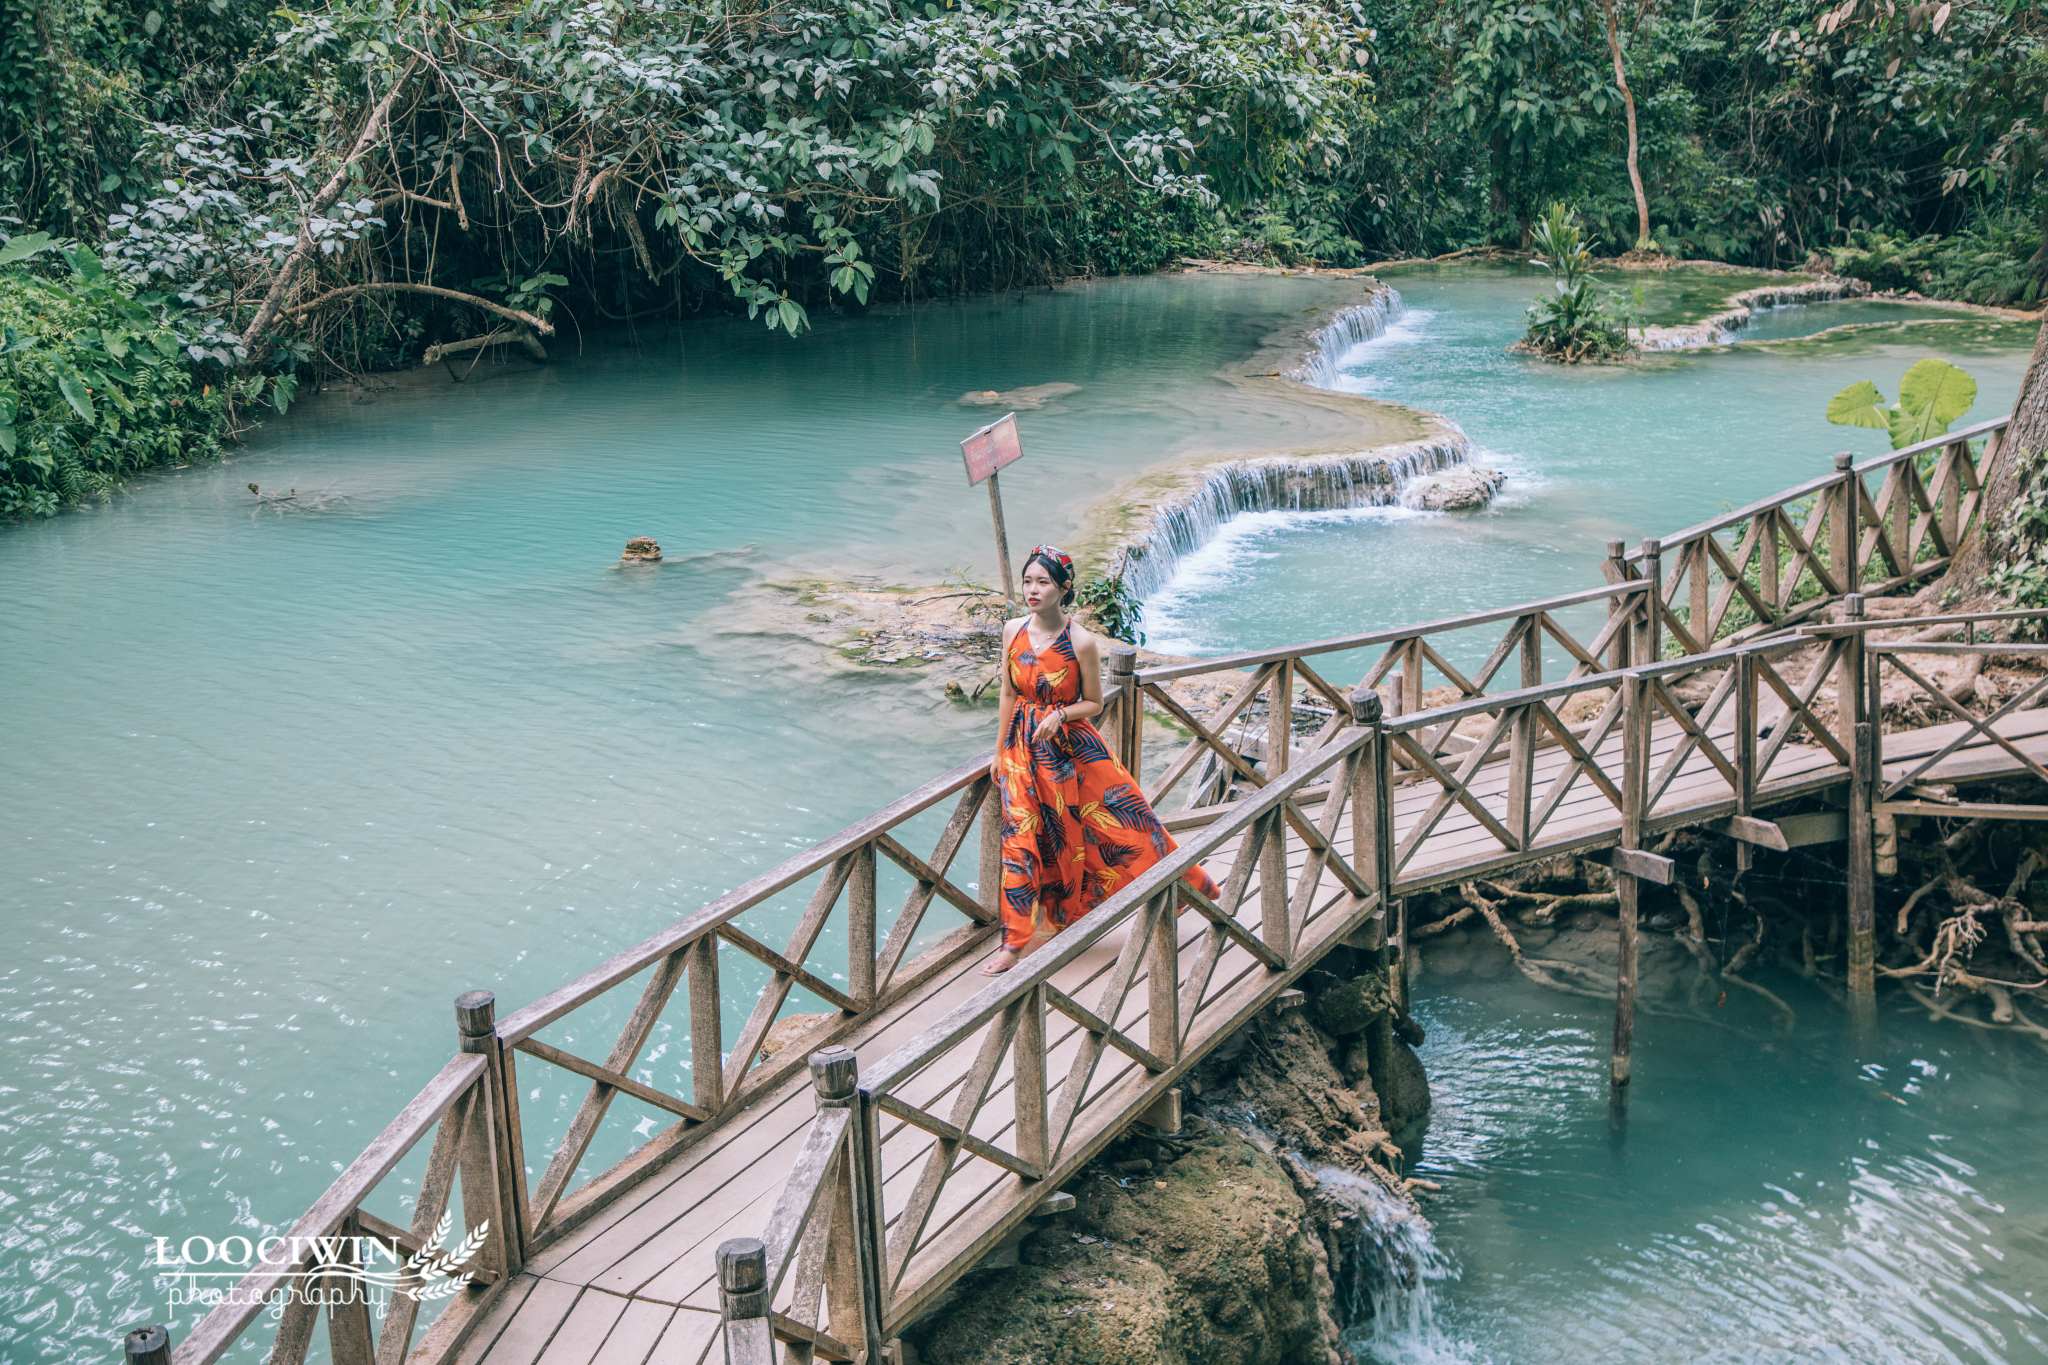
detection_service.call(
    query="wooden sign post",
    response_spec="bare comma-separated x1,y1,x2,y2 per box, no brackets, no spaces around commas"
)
960,412,1024,605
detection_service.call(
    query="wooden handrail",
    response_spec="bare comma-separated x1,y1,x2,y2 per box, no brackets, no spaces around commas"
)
1803,607,2048,636
172,1054,487,1365
495,753,992,1045
1135,580,1647,684
859,722,1368,1098
1627,415,2010,557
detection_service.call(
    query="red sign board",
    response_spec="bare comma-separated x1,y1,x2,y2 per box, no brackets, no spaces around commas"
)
961,412,1024,485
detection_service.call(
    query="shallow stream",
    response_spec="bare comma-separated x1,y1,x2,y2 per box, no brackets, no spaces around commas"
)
2,265,2042,1362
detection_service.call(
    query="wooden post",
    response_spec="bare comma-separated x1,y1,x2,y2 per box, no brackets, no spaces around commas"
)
1506,619,1540,849
1259,808,1291,965
1638,539,1662,664
324,1213,375,1365
1689,539,1711,647
1106,644,1140,772
122,1326,170,1365
1612,674,1646,1089
1849,719,1876,995
1350,688,1397,1098
1147,891,1180,1065
849,844,878,1008
1832,453,1858,596
455,990,523,1272
1760,510,1781,615
1843,592,1875,994
979,778,1003,924
1268,658,1293,778
689,936,725,1113
811,1048,885,1364
987,470,1016,606
1734,651,1757,875
1014,983,1049,1172
1261,660,1295,963
1603,540,1633,672
718,1238,775,1365
1937,439,1964,550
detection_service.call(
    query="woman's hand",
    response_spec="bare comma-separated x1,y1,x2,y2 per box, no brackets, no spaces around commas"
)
1032,707,1067,744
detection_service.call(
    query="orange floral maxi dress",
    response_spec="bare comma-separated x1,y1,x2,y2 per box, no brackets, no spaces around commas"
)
997,623,1221,953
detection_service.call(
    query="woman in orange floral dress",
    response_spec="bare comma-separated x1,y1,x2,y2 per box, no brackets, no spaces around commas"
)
983,546,1221,975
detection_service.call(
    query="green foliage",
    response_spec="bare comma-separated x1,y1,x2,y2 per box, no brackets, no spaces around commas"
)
1520,204,1634,361
0,228,227,517
1825,359,1977,450
1077,570,1145,646
1827,216,2044,306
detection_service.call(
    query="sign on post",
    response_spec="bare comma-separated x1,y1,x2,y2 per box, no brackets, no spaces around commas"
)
961,412,1023,605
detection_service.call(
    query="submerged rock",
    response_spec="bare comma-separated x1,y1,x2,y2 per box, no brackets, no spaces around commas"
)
1379,1037,1432,1135
957,381,1082,409
621,536,662,563
1404,467,1503,511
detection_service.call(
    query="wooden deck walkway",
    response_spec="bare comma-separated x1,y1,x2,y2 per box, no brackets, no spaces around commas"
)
447,703,2048,1365
164,414,2048,1365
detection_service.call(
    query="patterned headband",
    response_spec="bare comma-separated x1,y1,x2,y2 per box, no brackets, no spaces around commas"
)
1027,545,1073,571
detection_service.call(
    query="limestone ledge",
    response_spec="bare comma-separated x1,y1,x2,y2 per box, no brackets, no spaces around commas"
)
1072,276,1495,589
1637,276,1871,350
699,576,1250,721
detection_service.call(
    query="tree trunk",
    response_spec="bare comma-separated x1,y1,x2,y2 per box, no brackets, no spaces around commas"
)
1489,127,1510,238
1942,317,2048,599
237,61,419,359
1603,0,1651,251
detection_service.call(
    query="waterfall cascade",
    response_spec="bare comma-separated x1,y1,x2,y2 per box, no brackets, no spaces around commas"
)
1289,286,1411,388
1116,434,1474,599
1637,276,1872,350
1308,1159,1471,1365
1112,282,1493,597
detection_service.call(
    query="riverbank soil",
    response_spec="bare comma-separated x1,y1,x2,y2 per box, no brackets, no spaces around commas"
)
901,997,1430,1364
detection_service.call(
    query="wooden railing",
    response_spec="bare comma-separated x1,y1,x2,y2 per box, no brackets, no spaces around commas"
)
167,694,1141,1364
164,414,2020,1365
1128,580,1654,815
1616,416,2008,652
734,601,2048,1355
729,631,1851,1349
166,1001,518,1365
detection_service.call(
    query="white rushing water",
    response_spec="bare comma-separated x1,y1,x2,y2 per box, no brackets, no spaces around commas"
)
1114,287,1485,604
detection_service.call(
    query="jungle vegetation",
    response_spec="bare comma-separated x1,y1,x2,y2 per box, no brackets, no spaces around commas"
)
2,0,2047,523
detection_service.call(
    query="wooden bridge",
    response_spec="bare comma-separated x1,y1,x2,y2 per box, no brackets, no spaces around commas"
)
159,415,2048,1365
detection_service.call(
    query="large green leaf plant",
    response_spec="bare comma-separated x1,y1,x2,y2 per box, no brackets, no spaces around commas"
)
0,230,232,517
1825,358,1978,449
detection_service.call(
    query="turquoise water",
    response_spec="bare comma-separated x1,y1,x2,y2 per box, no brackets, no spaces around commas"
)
1,273,1390,1361
1731,298,1982,343
1397,947,2048,1365
2,266,2043,1362
1143,265,2035,667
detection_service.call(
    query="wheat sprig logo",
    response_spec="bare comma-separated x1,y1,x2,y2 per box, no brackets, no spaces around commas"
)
397,1213,490,1300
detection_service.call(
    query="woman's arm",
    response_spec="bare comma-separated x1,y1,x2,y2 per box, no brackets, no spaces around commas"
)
1037,627,1105,741
992,620,1019,779
1064,630,1106,722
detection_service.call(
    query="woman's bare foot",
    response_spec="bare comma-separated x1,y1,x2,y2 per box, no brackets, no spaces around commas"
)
980,947,1022,976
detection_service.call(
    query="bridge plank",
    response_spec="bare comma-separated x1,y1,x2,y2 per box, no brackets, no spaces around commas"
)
590,1299,677,1365
453,1273,541,1365
471,1278,582,1365
532,1287,630,1365
645,1307,720,1365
